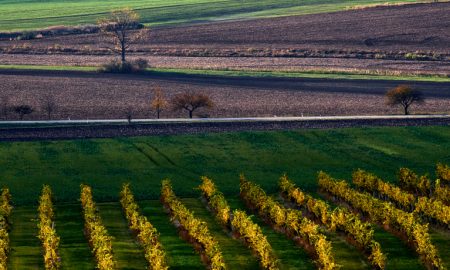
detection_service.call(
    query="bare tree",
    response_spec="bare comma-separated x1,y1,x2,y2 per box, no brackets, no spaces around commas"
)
0,96,9,120
124,106,134,124
13,105,34,120
386,85,424,115
98,8,149,63
170,92,213,118
40,94,57,120
150,86,168,119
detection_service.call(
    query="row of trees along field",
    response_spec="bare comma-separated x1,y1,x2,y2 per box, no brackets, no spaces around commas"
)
0,83,425,121
0,86,213,121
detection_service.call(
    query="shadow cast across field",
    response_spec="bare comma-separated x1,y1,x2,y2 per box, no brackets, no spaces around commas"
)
1,68,449,98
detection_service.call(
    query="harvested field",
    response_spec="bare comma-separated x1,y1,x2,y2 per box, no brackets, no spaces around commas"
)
1,2,449,60
0,69,449,121
1,54,449,75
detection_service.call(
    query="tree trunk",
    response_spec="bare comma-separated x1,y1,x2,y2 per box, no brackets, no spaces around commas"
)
121,41,126,63
157,110,160,119
404,105,409,115
189,110,193,119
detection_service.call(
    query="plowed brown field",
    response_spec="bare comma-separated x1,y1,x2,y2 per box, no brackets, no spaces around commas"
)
1,69,449,120
1,2,449,55
1,2,449,74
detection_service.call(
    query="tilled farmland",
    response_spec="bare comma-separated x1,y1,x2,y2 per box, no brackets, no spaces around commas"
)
0,69,449,121
1,2,449,66
1,54,449,76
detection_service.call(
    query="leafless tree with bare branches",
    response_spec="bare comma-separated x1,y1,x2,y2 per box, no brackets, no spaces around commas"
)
13,105,34,120
40,94,57,120
0,95,10,120
98,8,149,64
124,106,134,124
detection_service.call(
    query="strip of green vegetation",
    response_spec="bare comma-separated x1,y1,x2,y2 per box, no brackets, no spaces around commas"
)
54,203,96,270
0,64,96,72
8,206,44,269
1,126,450,207
139,200,205,269
429,227,450,268
0,0,422,32
1,64,448,82
97,202,148,269
151,68,450,82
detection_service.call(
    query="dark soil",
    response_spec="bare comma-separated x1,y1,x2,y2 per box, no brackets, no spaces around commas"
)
0,69,449,121
1,2,449,59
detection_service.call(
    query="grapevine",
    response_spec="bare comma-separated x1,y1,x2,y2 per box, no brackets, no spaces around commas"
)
161,179,226,270
398,168,431,197
279,175,385,269
318,172,444,270
199,176,278,269
37,185,61,269
80,184,115,270
120,183,168,270
436,163,450,185
353,170,450,228
240,175,337,270
0,188,12,270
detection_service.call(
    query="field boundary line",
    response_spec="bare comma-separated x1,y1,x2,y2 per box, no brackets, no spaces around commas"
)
1,114,449,126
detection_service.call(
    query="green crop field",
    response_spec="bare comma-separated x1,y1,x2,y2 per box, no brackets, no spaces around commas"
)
0,0,422,32
1,126,449,269
1,126,450,205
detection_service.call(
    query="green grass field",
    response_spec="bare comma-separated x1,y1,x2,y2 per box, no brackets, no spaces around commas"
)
0,0,422,32
1,126,449,205
2,126,450,268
